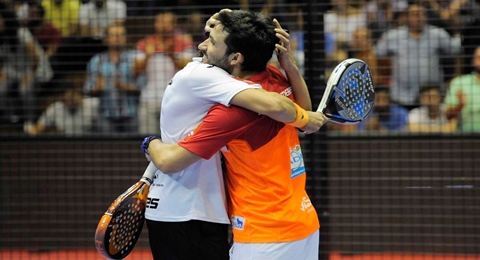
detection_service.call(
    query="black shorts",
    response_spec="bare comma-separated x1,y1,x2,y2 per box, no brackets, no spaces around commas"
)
146,219,230,260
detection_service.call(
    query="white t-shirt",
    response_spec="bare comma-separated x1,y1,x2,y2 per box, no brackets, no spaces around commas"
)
79,0,126,37
408,104,449,126
38,97,99,136
145,60,260,223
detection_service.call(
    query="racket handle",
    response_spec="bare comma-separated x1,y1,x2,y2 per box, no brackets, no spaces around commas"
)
140,162,157,185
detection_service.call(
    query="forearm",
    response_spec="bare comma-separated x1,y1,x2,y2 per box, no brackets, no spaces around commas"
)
230,88,297,123
284,65,312,110
148,139,202,174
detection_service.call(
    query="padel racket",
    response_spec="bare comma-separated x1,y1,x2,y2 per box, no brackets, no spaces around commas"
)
94,162,157,260
317,58,375,124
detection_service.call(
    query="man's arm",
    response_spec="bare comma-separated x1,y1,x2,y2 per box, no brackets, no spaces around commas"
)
230,88,297,123
273,18,312,111
147,139,201,174
145,105,260,173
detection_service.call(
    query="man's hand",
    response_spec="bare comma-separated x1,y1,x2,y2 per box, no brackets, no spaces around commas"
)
301,112,329,134
273,18,297,73
204,9,232,34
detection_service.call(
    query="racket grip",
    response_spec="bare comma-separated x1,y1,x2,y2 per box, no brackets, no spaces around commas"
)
140,162,157,185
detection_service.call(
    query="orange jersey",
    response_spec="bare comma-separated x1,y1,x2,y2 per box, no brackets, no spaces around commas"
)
178,65,319,243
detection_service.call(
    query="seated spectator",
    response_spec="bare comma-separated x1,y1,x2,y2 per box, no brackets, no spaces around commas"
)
41,0,80,37
24,88,99,136
408,83,457,133
84,24,144,134
79,0,126,38
324,0,366,56
28,3,61,59
135,11,195,71
348,26,380,85
357,85,409,132
445,45,480,132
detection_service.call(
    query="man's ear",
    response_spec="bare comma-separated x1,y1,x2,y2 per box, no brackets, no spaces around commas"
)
230,53,244,65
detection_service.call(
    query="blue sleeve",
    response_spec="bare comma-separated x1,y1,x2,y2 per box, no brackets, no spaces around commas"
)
84,55,100,94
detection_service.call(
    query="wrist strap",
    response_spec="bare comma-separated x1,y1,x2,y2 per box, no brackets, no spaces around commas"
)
141,136,161,155
287,104,309,128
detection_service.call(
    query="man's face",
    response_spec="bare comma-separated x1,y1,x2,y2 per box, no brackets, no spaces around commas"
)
198,24,232,72
106,26,126,48
407,5,426,31
155,12,175,35
420,88,442,107
473,47,480,73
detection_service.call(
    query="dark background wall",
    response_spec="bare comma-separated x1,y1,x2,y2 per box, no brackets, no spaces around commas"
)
1,135,479,257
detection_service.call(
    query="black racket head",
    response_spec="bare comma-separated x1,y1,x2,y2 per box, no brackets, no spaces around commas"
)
319,58,375,124
95,182,149,260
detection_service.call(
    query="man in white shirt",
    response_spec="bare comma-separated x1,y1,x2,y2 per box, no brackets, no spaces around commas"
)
24,88,99,135
141,9,326,260
79,0,126,38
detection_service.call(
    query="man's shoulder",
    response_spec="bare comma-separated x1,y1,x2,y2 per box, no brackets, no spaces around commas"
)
184,62,227,77
451,73,477,86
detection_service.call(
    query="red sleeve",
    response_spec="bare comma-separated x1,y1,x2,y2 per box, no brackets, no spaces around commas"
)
178,104,260,159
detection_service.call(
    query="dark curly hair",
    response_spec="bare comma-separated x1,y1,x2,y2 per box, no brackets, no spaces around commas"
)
217,10,277,73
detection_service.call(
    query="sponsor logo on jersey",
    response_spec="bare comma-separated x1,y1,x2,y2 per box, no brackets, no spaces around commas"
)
231,215,246,230
300,196,314,212
280,86,293,97
290,145,306,178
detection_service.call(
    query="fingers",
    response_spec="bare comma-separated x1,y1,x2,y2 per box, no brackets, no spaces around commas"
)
273,18,290,53
204,9,233,33
300,112,329,134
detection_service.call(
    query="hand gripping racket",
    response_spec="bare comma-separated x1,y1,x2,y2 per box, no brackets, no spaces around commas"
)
317,58,375,124
94,162,157,260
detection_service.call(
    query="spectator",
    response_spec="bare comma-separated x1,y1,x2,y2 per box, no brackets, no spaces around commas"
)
41,0,80,37
460,1,480,74
135,11,195,71
421,0,477,34
84,24,144,134
375,3,461,110
363,0,408,43
135,11,194,135
357,85,409,132
137,53,175,135
24,87,99,136
408,83,457,133
79,0,126,38
28,3,61,59
0,2,21,123
1,2,53,123
324,0,366,55
445,45,480,132
349,26,380,84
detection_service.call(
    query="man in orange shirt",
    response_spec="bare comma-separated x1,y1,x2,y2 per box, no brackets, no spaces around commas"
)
143,10,326,259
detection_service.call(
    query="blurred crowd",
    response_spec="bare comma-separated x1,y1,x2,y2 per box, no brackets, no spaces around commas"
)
0,0,479,136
